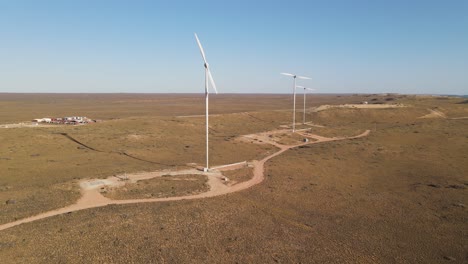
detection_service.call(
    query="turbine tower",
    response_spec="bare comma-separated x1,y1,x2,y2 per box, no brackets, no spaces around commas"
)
297,86,316,124
280,73,311,132
195,33,218,172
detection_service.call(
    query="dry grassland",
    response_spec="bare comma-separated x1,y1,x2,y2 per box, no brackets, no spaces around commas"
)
222,166,254,185
0,93,466,263
103,174,209,200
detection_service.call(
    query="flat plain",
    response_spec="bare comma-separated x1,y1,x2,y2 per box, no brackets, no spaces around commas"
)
0,93,467,263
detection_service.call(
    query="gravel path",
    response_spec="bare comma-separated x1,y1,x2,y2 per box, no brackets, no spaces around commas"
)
0,129,370,231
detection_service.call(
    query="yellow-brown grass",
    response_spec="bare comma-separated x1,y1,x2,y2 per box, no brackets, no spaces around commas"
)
103,174,209,200
0,94,466,263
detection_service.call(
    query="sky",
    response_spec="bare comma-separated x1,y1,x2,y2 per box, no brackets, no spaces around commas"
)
0,0,467,95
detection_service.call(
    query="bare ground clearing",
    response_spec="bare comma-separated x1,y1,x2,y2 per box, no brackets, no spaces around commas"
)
313,103,406,112
0,129,369,231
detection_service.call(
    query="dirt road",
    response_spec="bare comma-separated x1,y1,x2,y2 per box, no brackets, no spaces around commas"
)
0,129,370,231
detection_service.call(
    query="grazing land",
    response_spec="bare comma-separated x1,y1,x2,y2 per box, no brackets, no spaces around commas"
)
103,174,210,200
0,93,466,263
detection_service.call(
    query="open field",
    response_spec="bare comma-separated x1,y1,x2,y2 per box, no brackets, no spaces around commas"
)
0,93,467,263
222,166,254,185
0,93,381,124
103,174,210,200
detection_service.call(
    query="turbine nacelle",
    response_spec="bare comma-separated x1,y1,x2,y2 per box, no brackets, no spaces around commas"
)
195,33,218,94
281,72,311,80
296,85,315,91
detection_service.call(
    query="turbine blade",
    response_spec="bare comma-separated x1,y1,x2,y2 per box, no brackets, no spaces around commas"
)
207,69,218,94
194,33,208,64
280,72,295,77
306,88,316,91
296,85,304,89
297,75,311,80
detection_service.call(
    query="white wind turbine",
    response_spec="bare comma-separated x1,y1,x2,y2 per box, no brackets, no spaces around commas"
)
296,86,316,124
195,33,218,172
280,73,311,132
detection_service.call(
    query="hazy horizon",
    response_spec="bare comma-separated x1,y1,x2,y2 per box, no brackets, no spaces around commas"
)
1,92,466,97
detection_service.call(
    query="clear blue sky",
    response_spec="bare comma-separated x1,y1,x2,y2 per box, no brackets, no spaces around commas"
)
1,0,467,94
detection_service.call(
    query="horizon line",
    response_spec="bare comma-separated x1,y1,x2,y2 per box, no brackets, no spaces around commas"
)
0,92,466,97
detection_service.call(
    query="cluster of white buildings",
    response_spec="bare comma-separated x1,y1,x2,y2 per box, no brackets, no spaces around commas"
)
32,116,94,125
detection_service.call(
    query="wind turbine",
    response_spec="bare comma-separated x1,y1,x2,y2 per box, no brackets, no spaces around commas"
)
280,73,311,132
195,33,218,172
296,86,316,124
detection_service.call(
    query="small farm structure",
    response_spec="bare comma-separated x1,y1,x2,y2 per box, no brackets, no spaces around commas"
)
32,116,95,125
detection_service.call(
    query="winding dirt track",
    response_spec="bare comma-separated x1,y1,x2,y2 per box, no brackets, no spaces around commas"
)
0,129,370,232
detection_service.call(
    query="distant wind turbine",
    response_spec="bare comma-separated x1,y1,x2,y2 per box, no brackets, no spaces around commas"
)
280,73,311,132
195,33,218,172
296,86,316,124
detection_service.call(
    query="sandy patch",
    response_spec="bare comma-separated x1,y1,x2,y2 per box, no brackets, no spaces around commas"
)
0,122,55,128
314,103,405,112
419,109,447,119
